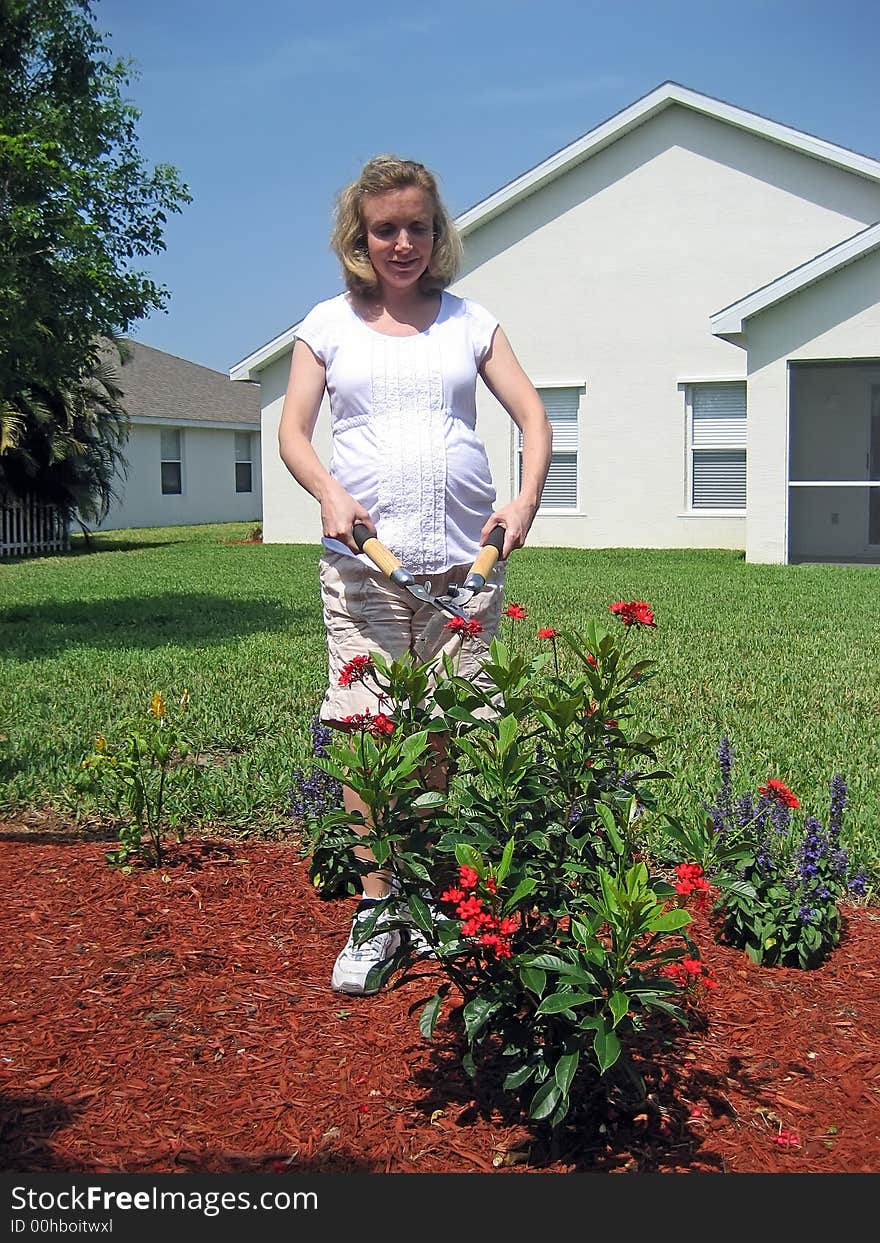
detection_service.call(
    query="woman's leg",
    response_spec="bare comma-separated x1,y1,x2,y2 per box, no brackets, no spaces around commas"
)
343,783,392,899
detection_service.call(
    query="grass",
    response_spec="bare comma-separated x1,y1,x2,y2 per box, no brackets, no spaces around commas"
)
1,522,878,887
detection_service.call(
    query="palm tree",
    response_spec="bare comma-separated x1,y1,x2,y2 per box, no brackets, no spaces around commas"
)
0,338,131,538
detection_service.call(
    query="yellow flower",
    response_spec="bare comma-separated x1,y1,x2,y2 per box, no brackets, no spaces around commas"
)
180,688,190,713
150,691,167,719
95,733,106,753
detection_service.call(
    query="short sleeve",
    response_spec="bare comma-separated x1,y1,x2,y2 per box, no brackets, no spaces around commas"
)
294,300,333,365
465,299,499,366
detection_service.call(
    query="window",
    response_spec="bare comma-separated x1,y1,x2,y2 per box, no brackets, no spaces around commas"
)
517,387,580,510
235,432,253,494
687,383,746,509
160,428,182,495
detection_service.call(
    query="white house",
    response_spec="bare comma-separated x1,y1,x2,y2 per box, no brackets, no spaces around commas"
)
98,340,262,531
231,82,880,565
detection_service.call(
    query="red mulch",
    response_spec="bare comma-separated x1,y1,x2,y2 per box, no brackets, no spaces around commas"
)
2,825,879,1175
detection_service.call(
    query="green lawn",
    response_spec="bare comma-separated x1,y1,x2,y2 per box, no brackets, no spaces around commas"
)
1,523,877,888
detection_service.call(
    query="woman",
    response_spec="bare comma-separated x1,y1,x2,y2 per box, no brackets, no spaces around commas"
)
279,155,551,994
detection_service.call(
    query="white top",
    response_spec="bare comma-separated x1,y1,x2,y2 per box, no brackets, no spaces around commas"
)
295,290,500,575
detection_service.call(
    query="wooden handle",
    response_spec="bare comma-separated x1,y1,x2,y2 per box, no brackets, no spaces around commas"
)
468,525,506,581
352,522,403,577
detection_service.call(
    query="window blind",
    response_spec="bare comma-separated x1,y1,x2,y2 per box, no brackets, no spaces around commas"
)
691,383,746,509
518,387,580,509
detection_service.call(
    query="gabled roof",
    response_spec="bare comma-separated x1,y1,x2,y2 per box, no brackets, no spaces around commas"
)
114,340,260,426
230,81,880,381
710,220,880,334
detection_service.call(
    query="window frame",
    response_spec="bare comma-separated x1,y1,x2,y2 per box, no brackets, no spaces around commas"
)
160,427,183,497
234,431,253,495
684,380,747,515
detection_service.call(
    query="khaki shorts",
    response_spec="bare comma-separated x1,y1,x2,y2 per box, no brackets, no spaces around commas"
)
318,551,507,723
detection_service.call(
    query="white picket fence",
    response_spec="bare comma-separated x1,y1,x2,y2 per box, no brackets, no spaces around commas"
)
0,495,69,557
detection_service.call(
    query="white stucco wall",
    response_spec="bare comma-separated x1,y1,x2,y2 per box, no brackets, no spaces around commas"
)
257,103,880,553
741,248,880,562
98,422,262,531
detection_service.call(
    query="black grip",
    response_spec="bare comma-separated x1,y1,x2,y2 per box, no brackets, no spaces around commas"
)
352,523,371,551
486,525,506,554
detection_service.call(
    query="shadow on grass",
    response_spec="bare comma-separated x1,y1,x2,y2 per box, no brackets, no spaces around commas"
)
0,593,303,659
67,536,184,555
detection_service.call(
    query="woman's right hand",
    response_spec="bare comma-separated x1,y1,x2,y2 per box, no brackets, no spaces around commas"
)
320,480,374,553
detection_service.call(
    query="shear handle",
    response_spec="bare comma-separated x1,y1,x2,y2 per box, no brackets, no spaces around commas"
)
352,522,414,585
462,525,505,591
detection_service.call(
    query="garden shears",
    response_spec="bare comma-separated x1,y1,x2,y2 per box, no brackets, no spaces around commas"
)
353,523,469,622
352,521,506,628
430,524,506,615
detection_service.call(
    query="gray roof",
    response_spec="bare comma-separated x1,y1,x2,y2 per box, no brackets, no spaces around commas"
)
106,339,261,426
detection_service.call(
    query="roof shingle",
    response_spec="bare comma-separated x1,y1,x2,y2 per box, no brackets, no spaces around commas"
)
107,339,261,425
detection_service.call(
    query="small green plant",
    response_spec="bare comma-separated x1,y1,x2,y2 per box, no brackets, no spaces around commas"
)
662,738,868,968
79,689,195,869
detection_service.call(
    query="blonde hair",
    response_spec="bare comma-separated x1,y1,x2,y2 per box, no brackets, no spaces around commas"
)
330,155,463,297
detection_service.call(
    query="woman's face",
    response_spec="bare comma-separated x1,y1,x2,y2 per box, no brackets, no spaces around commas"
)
360,185,435,294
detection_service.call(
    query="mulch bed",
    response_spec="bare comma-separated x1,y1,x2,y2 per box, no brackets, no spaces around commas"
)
2,824,879,1175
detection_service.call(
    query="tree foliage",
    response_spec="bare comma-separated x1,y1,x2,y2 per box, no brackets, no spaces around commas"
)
0,0,190,521
0,336,130,527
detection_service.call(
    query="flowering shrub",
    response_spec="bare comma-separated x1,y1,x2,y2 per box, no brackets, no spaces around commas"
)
290,717,350,896
311,602,716,1125
662,737,867,968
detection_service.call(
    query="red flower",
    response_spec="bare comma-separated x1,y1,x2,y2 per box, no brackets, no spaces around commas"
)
503,603,527,620
458,865,479,890
537,627,558,639
338,654,374,687
338,710,395,739
774,1128,800,1148
586,653,597,667
444,617,484,640
758,778,800,809
609,600,656,628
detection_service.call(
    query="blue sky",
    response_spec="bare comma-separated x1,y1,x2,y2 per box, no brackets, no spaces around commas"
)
97,0,880,375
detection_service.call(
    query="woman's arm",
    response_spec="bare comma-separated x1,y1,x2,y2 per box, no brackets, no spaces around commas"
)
278,339,373,552
479,326,552,559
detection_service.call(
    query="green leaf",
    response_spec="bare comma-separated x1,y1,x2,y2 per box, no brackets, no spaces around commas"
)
593,1026,622,1074
497,714,518,756
646,908,692,933
536,990,594,1014
503,1062,536,1090
595,801,625,854
608,990,629,1028
411,790,445,809
554,1049,580,1096
529,1079,563,1121
519,966,546,997
519,953,569,971
503,876,538,911
419,993,443,1040
453,842,483,874
463,996,499,1043
496,835,515,884
405,891,433,933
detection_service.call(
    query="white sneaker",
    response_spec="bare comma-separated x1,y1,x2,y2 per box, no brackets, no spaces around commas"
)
331,899,401,995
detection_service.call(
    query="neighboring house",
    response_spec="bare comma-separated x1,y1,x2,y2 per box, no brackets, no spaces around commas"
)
97,340,262,531
230,82,880,564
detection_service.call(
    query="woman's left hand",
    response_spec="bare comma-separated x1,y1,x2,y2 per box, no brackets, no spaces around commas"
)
480,498,537,560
